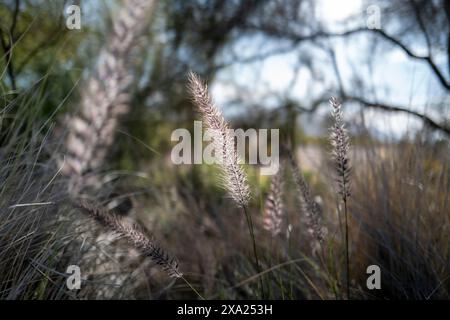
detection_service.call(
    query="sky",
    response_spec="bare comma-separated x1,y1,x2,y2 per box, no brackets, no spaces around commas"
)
211,0,448,139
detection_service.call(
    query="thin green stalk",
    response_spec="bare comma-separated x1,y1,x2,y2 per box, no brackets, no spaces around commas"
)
181,276,205,300
242,204,264,298
344,198,350,300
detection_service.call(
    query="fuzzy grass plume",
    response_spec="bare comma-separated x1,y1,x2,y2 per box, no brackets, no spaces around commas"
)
61,0,155,192
263,164,284,237
187,71,250,207
329,97,351,200
288,149,326,244
329,97,351,299
187,72,264,296
76,200,182,279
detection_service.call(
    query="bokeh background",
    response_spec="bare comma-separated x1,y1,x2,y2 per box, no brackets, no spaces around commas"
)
0,0,448,299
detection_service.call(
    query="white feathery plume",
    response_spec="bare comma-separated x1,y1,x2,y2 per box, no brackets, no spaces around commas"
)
288,149,326,243
263,164,284,237
76,200,182,278
329,97,351,200
329,97,352,299
61,0,155,192
187,72,250,207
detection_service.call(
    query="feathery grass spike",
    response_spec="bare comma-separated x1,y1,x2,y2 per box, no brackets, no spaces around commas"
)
187,71,250,207
329,97,351,200
62,0,155,192
288,149,326,243
263,165,284,236
76,201,182,279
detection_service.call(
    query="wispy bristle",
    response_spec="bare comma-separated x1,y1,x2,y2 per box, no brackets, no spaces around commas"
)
329,97,351,200
288,150,326,243
187,72,250,207
263,163,284,237
76,201,182,278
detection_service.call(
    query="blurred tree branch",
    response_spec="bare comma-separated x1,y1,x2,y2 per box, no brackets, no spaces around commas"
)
248,26,450,91
0,0,20,91
343,96,450,135
326,44,450,136
241,0,450,135
16,22,64,74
